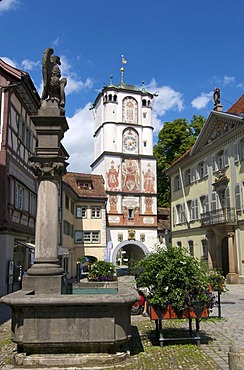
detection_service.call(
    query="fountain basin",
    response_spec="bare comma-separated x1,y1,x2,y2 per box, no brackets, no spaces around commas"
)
1,285,138,356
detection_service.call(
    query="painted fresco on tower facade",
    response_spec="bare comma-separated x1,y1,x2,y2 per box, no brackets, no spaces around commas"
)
142,163,155,193
106,160,120,191
122,159,140,192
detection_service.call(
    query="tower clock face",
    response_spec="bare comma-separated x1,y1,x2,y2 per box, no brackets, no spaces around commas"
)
123,130,138,153
123,135,137,151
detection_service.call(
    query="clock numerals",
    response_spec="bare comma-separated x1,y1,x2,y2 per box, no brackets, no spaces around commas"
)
124,135,137,151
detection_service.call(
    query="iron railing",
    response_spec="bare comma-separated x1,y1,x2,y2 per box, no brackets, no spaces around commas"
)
200,208,237,227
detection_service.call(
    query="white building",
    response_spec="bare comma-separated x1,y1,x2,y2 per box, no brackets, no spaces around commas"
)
91,72,158,266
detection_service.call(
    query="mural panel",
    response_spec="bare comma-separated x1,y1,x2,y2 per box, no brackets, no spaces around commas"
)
142,163,155,193
106,160,120,191
122,159,140,192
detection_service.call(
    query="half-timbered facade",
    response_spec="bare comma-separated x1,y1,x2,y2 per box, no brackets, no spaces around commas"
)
0,59,39,295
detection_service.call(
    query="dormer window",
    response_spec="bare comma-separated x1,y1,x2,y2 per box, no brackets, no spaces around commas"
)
77,181,93,190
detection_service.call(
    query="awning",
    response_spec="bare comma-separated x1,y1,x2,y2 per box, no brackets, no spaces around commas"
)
15,240,35,250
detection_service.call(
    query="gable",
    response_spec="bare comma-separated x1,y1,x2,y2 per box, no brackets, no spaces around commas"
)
191,110,243,155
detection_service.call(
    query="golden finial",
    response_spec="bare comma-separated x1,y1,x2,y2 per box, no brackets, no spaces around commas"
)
120,54,127,83
121,54,127,64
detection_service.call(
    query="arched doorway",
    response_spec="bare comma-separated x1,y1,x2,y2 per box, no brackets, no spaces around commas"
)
111,240,149,270
221,237,229,276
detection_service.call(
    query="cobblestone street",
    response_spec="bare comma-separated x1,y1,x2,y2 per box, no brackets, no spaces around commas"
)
1,283,244,369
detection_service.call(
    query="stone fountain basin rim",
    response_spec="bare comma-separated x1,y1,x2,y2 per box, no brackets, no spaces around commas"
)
1,289,139,306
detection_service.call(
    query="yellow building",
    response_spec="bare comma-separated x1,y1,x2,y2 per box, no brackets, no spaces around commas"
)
165,96,244,284
61,172,107,279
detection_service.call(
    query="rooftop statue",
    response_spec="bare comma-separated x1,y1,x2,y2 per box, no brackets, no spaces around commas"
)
41,48,67,109
213,87,220,106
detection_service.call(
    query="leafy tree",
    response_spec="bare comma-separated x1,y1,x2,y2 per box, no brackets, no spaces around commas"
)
154,115,205,207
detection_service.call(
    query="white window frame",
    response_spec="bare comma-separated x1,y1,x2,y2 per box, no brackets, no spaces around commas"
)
83,231,100,243
76,206,87,218
91,207,101,218
185,169,191,186
15,183,24,210
200,195,209,214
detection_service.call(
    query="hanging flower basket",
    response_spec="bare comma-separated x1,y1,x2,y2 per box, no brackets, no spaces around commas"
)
207,270,227,293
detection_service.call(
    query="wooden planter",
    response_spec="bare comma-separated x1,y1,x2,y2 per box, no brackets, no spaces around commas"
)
149,304,209,347
208,283,222,292
150,304,209,320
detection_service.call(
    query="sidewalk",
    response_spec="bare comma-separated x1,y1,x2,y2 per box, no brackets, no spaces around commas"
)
1,283,244,369
201,283,244,369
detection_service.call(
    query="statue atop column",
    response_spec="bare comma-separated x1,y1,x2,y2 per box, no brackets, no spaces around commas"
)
41,48,67,112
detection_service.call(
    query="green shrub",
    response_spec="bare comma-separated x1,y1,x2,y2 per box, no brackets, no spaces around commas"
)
88,260,117,282
135,245,216,311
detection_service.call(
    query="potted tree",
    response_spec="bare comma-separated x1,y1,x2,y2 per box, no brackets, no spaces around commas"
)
135,245,217,319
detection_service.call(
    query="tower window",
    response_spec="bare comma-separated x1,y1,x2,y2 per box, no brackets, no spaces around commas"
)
109,94,112,101
142,99,147,107
113,95,117,102
122,97,138,124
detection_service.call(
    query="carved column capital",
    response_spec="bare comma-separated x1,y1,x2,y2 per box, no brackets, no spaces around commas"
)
29,157,68,180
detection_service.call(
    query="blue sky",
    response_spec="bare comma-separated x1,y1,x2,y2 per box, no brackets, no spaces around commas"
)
1,0,244,172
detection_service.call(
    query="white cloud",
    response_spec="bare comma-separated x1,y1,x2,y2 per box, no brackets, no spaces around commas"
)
146,78,184,132
52,37,60,47
60,55,93,95
1,56,17,67
0,0,19,14
63,104,94,173
191,92,212,110
21,59,40,71
65,77,93,96
223,75,235,86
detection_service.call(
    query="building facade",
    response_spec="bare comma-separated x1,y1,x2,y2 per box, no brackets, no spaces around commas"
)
165,96,244,283
0,59,39,295
61,172,107,278
91,74,158,266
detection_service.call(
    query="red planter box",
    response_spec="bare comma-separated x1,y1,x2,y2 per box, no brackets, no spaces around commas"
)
150,305,209,320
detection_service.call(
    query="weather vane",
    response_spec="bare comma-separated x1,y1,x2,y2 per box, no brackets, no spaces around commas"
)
120,54,127,83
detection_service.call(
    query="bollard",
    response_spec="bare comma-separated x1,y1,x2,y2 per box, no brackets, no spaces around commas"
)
229,344,244,369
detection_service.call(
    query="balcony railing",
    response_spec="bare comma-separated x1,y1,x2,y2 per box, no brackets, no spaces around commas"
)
201,208,237,227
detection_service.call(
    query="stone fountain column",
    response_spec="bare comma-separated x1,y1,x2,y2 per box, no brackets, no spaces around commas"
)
23,100,69,294
1,49,138,367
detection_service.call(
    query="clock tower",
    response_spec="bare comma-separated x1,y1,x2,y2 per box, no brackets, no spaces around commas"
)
91,68,158,264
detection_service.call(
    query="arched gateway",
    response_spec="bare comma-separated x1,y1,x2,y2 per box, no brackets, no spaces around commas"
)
111,240,149,266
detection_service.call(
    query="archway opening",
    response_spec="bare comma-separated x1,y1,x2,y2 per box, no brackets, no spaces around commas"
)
114,242,148,276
